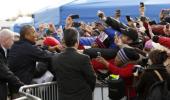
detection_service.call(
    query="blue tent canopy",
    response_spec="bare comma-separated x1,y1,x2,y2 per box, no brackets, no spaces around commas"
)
12,17,34,33
60,0,170,25
33,6,60,28
33,0,170,27
33,0,75,28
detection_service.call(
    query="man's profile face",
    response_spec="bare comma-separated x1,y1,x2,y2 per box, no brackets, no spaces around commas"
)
120,34,129,43
26,27,37,44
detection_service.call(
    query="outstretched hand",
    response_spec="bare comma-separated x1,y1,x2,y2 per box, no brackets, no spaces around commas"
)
49,23,57,33
95,56,109,68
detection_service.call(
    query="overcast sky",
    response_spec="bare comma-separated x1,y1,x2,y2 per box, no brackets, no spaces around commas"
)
0,0,72,20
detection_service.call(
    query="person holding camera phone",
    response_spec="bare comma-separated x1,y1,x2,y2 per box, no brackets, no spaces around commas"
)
126,15,136,28
79,22,94,37
97,10,128,33
65,14,81,29
92,47,140,100
114,9,121,21
136,50,170,100
139,2,145,17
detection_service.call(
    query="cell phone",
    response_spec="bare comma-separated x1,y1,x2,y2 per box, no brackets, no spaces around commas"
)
115,10,120,14
115,9,121,17
140,2,144,7
97,52,101,57
126,15,131,21
70,14,80,19
97,10,104,18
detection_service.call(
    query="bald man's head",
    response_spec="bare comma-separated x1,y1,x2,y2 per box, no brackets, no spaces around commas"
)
0,29,14,49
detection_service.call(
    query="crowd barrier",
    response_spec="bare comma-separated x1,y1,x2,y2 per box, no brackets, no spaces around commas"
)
93,81,109,100
15,82,58,100
15,81,110,100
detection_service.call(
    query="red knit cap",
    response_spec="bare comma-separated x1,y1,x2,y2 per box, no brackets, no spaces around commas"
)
43,36,60,46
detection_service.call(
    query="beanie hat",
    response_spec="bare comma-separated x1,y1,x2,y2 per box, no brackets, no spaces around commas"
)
120,28,138,42
117,47,140,64
43,36,60,46
152,35,159,43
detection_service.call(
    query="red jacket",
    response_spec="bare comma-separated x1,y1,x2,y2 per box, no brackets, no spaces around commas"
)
158,36,170,49
151,25,165,35
91,59,136,98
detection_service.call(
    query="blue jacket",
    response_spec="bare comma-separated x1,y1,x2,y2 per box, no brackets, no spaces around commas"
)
79,37,97,46
104,28,121,48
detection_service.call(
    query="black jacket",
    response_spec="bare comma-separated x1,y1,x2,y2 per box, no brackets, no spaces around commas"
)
105,17,128,32
8,39,53,84
52,48,96,100
0,47,23,100
83,48,119,59
136,64,170,99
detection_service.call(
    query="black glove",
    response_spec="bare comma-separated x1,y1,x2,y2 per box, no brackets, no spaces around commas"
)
152,35,159,43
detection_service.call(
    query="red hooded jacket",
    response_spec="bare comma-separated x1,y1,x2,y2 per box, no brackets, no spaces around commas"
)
158,36,170,49
91,59,136,98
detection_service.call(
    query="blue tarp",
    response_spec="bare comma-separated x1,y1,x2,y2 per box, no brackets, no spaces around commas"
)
33,0,75,28
13,17,34,33
33,0,170,27
33,6,60,28
60,0,170,25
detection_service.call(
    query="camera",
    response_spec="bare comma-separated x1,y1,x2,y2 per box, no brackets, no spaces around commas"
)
149,20,157,25
70,14,80,19
72,22,81,27
133,65,145,77
115,9,121,17
126,15,132,22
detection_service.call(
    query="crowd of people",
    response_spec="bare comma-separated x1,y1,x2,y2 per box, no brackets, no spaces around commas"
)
0,2,170,100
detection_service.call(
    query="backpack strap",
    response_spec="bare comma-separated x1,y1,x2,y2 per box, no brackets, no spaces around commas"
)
154,70,164,81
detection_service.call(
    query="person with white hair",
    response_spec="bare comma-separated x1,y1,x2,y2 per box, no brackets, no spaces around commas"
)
0,29,24,100
0,29,14,50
